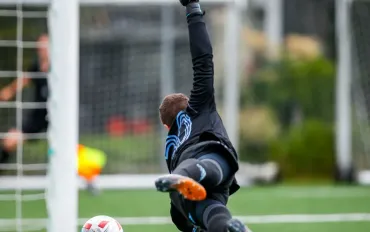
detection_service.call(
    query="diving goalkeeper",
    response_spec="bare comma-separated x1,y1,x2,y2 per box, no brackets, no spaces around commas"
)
155,1,249,231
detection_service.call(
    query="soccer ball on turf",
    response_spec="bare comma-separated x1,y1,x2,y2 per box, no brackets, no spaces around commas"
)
82,215,123,232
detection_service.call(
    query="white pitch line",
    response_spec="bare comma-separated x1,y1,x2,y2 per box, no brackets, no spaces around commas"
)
244,191,370,199
236,213,370,224
97,213,370,224
1,213,370,229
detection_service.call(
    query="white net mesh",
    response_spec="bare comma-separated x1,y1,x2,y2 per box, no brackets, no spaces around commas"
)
78,4,230,174
0,4,49,232
350,0,370,173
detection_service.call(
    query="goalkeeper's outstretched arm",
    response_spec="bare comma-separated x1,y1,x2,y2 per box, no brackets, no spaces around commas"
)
184,0,215,112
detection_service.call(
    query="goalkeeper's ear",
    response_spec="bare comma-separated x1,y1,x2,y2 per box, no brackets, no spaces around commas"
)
164,124,170,131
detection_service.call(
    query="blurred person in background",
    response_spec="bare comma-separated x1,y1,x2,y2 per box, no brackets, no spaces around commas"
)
0,34,104,195
0,34,49,169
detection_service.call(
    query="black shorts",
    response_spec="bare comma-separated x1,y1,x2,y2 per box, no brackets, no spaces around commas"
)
21,109,48,134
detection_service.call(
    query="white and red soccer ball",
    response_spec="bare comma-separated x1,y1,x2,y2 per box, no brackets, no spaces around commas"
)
82,215,123,232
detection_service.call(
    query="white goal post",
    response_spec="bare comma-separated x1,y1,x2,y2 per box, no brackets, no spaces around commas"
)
335,0,353,181
336,0,370,184
47,0,79,231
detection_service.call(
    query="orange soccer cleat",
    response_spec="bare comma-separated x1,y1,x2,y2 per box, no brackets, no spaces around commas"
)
155,174,207,201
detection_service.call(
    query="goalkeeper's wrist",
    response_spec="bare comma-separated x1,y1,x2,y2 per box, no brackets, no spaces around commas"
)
186,2,203,17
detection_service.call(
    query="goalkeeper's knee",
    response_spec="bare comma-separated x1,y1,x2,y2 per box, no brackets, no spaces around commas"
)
173,157,226,189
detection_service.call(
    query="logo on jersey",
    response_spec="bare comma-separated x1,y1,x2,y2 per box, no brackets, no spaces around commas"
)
165,111,192,160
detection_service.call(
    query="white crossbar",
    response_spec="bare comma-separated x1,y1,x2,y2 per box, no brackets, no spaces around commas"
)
0,0,234,6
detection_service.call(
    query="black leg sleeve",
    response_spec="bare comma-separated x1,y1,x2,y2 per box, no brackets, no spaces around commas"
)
170,203,194,232
172,158,224,189
203,204,232,232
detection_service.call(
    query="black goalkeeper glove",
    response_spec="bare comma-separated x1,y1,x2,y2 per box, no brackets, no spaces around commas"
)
179,0,204,17
179,0,198,6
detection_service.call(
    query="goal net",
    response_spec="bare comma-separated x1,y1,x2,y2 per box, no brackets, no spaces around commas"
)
77,1,242,176
350,0,370,183
0,3,50,232
0,0,244,231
